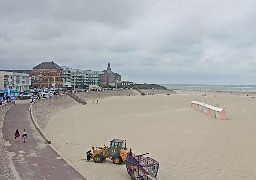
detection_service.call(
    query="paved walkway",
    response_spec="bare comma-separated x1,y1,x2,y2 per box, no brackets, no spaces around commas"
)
3,103,86,180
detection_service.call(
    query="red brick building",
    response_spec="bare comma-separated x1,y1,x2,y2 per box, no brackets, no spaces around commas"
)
32,61,63,88
99,63,121,87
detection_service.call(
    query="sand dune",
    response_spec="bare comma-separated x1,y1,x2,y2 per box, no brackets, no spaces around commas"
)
43,91,256,180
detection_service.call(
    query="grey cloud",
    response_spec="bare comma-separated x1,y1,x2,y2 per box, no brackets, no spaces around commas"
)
1,0,256,84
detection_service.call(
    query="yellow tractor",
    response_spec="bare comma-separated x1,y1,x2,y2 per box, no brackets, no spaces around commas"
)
86,139,130,164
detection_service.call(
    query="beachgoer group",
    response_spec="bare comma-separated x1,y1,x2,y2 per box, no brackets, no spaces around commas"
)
15,129,27,143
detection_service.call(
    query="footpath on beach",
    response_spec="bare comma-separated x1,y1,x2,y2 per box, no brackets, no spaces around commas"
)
2,102,86,180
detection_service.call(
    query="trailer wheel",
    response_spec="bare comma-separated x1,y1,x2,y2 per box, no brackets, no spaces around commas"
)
93,154,103,163
113,156,122,164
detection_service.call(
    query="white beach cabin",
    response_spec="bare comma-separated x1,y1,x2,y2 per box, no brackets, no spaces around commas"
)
191,101,227,120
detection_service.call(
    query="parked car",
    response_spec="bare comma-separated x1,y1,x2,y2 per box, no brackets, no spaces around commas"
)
42,92,49,98
18,91,31,100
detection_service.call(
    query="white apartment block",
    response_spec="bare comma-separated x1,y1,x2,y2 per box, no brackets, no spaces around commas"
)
61,66,103,89
0,71,31,91
62,66,72,87
86,70,103,85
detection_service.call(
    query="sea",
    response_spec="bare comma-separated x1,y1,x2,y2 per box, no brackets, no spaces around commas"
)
161,84,256,92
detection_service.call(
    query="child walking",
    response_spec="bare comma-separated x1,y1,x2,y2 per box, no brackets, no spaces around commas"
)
22,129,27,143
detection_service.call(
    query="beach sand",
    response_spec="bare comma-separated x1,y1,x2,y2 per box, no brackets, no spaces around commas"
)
43,91,256,180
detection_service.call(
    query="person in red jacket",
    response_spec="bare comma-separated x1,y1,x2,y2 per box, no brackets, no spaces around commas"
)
15,129,20,142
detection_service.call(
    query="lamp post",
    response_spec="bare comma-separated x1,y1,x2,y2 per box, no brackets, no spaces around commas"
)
53,76,56,89
0,75,2,90
73,76,76,92
47,72,50,89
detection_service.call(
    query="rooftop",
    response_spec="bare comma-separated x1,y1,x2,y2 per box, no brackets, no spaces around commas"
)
33,61,62,70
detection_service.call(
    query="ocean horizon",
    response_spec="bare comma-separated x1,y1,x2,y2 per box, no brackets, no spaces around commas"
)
161,84,256,92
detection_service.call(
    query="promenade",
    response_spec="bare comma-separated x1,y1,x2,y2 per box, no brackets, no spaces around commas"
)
3,102,86,180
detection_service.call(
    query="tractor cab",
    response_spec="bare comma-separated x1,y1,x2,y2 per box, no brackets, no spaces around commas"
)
108,139,126,157
110,139,126,148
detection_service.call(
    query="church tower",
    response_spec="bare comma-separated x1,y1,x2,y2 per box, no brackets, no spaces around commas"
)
107,62,111,71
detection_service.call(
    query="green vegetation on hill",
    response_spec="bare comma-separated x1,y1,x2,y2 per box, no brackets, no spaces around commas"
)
133,83,168,90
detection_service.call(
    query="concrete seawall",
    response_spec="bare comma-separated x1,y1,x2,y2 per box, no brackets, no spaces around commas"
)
68,93,87,105
30,95,77,143
29,103,51,144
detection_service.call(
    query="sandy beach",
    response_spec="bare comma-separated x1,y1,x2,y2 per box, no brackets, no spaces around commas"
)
35,90,256,179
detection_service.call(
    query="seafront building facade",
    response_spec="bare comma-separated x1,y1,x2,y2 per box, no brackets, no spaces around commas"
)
32,61,63,88
99,63,121,87
70,68,87,89
2,61,128,91
0,71,31,91
85,70,103,85
62,66,103,89
62,63,123,89
0,71,31,100
62,66,72,88
120,81,134,87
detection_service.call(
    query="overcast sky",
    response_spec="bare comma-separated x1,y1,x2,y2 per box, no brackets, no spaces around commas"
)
1,0,256,84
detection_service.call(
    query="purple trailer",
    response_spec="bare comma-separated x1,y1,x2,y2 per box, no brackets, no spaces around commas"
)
126,151,159,180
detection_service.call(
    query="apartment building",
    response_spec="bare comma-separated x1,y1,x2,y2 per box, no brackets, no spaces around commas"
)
0,71,31,99
62,67,85,89
85,70,103,85
0,71,31,91
62,66,72,88
62,66,103,89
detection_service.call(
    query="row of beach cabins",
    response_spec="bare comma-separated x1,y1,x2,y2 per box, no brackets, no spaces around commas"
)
191,101,227,120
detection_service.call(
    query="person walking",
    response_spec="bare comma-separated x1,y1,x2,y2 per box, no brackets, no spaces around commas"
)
22,129,27,143
15,129,20,142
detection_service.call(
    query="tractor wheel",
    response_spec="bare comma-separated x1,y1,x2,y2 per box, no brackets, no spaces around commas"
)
112,156,122,164
93,154,103,163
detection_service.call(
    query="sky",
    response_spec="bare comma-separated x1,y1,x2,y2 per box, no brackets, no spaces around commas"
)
1,0,256,85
